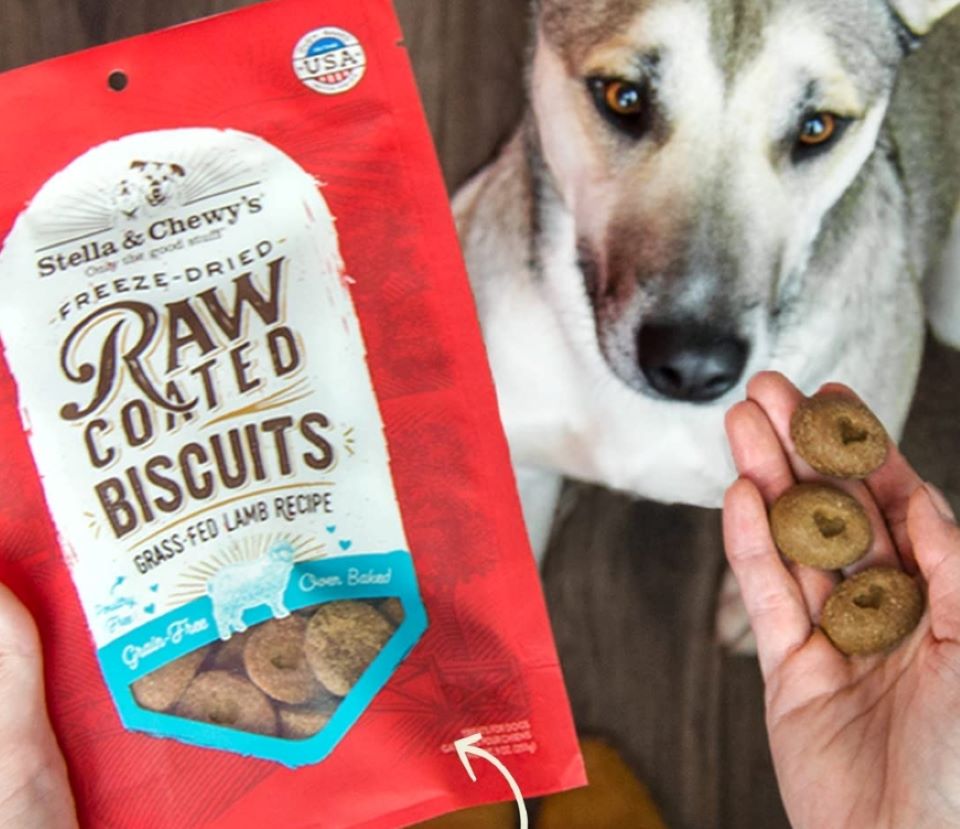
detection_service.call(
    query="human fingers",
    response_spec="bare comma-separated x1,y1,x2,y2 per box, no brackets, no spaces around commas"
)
726,395,838,615
908,485,960,643
725,398,794,501
723,478,813,680
0,583,77,829
746,374,899,572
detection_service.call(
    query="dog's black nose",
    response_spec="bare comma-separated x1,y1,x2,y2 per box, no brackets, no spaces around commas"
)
638,323,748,402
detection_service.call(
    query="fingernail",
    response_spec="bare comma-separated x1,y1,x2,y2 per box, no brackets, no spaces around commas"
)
925,483,956,524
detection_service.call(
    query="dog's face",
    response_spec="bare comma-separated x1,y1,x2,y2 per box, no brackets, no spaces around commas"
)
113,161,186,221
130,160,186,208
532,0,927,403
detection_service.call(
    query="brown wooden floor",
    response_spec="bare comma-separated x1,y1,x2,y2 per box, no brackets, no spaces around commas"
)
2,3,958,828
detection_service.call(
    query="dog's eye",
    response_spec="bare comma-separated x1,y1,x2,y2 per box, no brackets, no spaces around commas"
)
604,81,644,116
793,112,850,161
588,78,652,138
799,113,836,145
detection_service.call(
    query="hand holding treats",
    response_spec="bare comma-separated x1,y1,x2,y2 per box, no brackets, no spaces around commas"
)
767,390,924,655
724,371,960,829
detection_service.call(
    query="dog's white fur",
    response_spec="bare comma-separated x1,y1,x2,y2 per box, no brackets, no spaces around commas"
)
457,0,960,560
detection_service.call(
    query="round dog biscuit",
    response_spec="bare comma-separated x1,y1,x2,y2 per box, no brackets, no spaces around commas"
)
379,597,405,626
176,671,277,736
207,628,253,672
305,601,394,696
243,616,322,704
770,483,872,569
278,697,339,740
821,568,924,656
791,394,889,478
132,647,208,712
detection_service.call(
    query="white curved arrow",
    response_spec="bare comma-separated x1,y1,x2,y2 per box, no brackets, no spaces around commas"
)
453,733,528,829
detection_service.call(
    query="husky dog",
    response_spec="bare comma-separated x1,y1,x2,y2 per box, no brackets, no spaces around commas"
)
455,0,960,556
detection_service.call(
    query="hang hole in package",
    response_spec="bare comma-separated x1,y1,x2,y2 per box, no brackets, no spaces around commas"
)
0,1,583,826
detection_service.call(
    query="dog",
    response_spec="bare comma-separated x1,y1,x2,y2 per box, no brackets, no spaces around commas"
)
114,160,186,221
454,0,960,559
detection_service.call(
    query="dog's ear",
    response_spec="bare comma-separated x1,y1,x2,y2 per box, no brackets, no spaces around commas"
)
170,164,186,178
886,0,958,35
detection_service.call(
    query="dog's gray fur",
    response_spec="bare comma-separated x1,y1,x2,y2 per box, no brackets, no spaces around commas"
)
455,0,960,556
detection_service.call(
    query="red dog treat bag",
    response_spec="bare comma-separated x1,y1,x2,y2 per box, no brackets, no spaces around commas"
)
0,1,583,826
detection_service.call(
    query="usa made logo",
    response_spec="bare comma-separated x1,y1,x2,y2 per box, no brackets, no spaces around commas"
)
292,27,367,95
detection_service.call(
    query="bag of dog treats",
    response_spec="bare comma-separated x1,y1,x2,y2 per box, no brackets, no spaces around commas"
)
0,0,583,825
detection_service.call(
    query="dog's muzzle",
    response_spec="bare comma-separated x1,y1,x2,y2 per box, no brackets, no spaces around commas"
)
638,322,749,402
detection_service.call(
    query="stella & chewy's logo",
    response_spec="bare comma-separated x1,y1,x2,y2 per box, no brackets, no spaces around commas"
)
292,27,366,95
34,157,264,279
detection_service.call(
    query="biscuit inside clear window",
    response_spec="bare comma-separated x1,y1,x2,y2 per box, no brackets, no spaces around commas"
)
130,598,403,739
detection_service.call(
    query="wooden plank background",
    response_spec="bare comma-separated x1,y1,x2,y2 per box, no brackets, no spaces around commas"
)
1,3,957,828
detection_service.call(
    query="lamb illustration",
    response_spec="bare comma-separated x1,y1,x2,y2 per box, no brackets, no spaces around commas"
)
207,541,295,640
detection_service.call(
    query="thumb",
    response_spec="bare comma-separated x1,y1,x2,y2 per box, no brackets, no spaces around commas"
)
0,584,49,739
908,485,960,643
0,583,77,829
